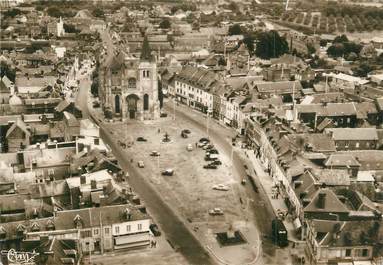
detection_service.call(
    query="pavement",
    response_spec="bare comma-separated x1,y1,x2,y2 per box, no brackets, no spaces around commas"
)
76,85,215,265
88,98,263,265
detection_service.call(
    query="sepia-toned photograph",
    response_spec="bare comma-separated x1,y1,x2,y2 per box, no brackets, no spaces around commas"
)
0,0,383,264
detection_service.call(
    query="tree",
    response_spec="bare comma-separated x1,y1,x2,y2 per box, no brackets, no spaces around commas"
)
320,39,328,47
333,34,349,44
63,23,80,33
159,19,171,29
255,31,289,59
3,8,21,18
47,7,63,18
228,24,242,35
353,63,374,77
307,44,316,55
0,61,16,82
327,43,345,58
218,57,227,66
243,34,255,55
92,8,104,18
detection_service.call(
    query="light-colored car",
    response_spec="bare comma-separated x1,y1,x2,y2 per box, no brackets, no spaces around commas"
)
137,161,145,168
150,151,160,156
209,208,224,216
212,184,229,191
187,144,193,151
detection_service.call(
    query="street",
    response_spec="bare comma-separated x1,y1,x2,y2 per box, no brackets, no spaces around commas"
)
75,74,215,265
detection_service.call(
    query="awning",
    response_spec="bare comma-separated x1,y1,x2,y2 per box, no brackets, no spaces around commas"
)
114,233,150,245
293,218,302,230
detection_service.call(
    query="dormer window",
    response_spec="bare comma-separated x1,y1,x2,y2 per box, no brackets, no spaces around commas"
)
73,214,83,229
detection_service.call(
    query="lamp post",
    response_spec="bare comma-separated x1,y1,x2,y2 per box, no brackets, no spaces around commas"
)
206,108,212,139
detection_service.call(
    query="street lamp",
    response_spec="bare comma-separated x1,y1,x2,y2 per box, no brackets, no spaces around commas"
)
206,108,212,139
173,97,176,121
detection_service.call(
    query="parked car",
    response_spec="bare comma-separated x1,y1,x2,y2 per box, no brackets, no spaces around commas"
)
160,113,168,118
198,142,207,147
181,131,188,138
150,151,160,157
203,164,217,169
150,224,161,237
209,208,224,215
182,129,191,134
208,149,219,154
211,160,222,165
137,161,145,168
199,137,210,143
187,144,193,151
137,137,147,142
92,101,100,108
161,169,174,176
212,184,229,191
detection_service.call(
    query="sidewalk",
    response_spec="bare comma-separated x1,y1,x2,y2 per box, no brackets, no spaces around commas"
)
244,149,301,243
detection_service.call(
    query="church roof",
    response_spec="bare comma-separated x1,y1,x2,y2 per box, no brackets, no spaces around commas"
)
140,35,153,62
103,51,126,71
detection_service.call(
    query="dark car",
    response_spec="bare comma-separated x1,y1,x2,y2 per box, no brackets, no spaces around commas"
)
150,151,160,157
181,131,188,138
203,164,217,169
182,129,191,134
199,137,210,143
160,113,168,118
211,160,222,165
150,224,161,237
137,137,147,142
161,169,174,176
208,149,219,154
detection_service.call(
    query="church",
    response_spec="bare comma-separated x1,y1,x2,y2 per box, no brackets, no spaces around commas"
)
98,36,160,120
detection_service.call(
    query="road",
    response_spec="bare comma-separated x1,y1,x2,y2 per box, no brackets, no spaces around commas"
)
75,72,215,265
163,102,277,252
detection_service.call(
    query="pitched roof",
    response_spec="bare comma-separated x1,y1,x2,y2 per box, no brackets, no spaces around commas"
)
54,204,149,230
326,127,378,141
5,119,31,138
304,188,349,213
255,80,303,95
324,153,361,168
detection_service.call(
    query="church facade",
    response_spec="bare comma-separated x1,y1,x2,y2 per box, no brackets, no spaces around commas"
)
98,37,160,121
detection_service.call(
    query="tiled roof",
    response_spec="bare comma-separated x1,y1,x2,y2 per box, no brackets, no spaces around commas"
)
54,204,149,230
304,188,349,213
5,119,31,138
326,127,378,141
255,80,303,95
324,153,361,167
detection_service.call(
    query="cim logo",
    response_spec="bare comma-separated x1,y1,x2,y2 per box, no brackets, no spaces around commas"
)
0,249,38,265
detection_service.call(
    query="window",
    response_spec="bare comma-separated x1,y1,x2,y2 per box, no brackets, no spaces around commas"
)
345,249,351,257
81,230,91,238
137,223,142,231
115,226,120,234
128,78,136,88
362,249,369,257
94,228,99,235
355,142,359,148
104,227,109,234
126,225,131,232
143,94,149,111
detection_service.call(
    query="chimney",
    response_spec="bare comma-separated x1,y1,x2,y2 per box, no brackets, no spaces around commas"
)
316,192,326,209
80,175,86,185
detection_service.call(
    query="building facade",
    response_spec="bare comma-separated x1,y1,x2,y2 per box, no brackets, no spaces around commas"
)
99,37,160,121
